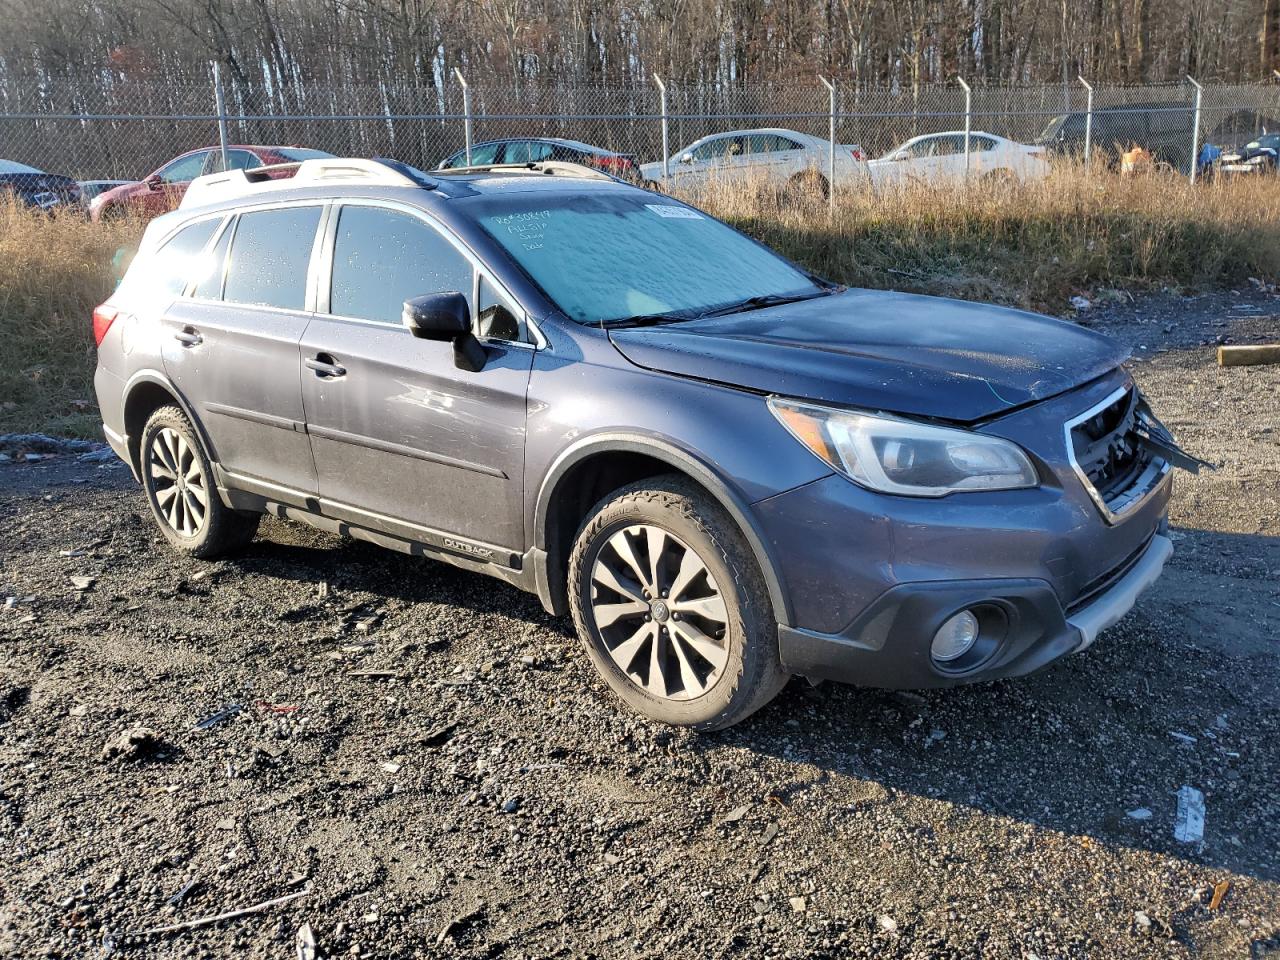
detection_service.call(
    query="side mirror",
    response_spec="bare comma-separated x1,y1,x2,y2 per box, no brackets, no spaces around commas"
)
892,152,910,162
679,152,694,164
402,292,486,372
145,173,163,189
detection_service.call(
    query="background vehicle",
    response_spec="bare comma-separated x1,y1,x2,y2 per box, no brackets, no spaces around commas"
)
640,128,867,196
1036,104,1276,174
0,159,81,211
1217,134,1280,176
93,156,1184,732
868,131,1049,186
89,145,333,221
77,179,131,204
438,137,649,185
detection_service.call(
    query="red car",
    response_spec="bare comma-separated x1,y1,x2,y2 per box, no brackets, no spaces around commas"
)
89,145,333,222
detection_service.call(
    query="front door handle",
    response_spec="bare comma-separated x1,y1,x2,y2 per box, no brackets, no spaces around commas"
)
306,354,347,378
173,328,202,347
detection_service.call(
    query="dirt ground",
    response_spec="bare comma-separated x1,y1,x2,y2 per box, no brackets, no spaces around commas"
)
1,290,1278,960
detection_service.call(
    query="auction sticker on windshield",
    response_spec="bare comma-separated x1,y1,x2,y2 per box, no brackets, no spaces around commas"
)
645,204,703,219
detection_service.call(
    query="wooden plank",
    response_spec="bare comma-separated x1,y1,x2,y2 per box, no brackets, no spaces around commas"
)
1217,345,1280,367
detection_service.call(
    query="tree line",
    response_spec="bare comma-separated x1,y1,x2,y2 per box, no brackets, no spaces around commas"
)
1,0,1278,102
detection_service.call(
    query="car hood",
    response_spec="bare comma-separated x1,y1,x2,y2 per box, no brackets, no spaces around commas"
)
607,289,1129,423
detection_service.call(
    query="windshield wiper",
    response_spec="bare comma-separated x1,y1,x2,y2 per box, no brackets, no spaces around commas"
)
697,289,833,319
602,312,695,329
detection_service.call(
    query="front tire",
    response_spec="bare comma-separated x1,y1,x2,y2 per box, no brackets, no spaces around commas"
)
568,476,787,730
139,405,259,558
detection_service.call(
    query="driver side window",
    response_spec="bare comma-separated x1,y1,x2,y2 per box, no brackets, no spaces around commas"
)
330,205,474,325
690,137,733,161
902,138,932,159
158,151,211,184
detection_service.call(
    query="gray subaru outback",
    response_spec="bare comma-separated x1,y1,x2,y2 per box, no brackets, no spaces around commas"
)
92,156,1196,730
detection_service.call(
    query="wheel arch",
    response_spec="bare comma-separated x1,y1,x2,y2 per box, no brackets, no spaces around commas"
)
121,370,214,475
532,434,793,627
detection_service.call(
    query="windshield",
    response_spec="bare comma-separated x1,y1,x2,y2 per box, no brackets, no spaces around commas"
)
0,160,43,175
1036,114,1070,142
275,148,334,162
474,193,822,324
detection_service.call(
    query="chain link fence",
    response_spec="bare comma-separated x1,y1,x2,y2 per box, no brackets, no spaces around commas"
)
3,71,1280,190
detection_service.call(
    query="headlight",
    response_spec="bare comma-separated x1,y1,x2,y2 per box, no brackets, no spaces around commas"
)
768,397,1038,497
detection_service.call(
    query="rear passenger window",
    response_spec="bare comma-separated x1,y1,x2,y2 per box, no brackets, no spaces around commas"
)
223,206,321,310
329,205,473,325
192,221,232,299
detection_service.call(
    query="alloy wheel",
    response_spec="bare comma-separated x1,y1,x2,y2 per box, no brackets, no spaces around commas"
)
588,523,730,701
148,427,208,538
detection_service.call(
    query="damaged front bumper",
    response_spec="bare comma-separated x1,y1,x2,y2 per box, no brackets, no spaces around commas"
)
777,529,1173,689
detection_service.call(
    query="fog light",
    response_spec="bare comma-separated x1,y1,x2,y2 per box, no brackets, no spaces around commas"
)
932,610,980,662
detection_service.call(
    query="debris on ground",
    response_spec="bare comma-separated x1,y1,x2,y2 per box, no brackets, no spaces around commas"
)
1173,785,1206,844
1217,343,1280,367
108,886,311,944
99,727,165,763
195,704,243,730
719,803,752,825
295,921,317,960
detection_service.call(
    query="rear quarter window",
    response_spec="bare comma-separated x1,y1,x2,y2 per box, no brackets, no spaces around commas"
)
117,216,222,305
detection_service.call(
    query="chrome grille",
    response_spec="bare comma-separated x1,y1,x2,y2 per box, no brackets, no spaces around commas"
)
1065,386,1170,523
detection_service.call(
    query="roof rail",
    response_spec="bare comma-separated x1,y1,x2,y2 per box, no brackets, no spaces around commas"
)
437,160,623,183
180,157,432,209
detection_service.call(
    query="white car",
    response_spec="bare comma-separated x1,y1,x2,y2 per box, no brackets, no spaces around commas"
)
868,131,1050,187
641,128,868,195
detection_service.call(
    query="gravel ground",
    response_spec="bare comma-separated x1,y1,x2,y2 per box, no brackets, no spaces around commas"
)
1,290,1278,960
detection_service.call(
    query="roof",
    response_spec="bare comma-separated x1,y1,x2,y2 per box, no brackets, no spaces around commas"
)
691,127,812,140
460,136,620,154
177,156,638,214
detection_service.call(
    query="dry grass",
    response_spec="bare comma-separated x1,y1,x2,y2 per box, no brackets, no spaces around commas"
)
1,167,1278,437
0,202,142,438
695,166,1280,309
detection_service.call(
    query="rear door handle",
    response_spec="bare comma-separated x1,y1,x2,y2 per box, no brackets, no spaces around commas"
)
173,328,202,347
306,354,347,378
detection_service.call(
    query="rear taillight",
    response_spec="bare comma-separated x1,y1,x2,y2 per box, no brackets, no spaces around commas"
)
850,148,866,161
591,155,635,171
92,305,119,346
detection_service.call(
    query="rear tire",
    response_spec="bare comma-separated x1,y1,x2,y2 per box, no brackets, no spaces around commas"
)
139,405,259,559
568,475,787,730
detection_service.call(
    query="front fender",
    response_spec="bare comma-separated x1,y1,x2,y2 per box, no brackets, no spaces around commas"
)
532,431,800,626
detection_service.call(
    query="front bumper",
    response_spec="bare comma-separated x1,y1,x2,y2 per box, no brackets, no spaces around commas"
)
756,368,1177,689
778,532,1172,688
